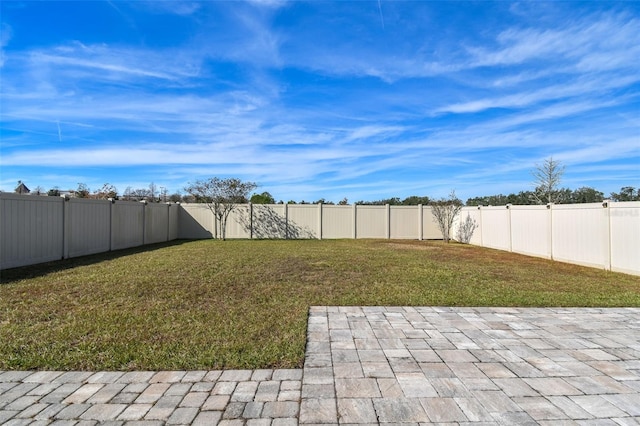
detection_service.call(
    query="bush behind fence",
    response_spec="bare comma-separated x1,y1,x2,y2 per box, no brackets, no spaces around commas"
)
1,193,638,276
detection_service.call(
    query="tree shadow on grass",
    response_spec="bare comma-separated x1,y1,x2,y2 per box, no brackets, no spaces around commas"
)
0,239,193,284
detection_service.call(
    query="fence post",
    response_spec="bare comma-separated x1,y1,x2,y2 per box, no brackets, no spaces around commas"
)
140,200,147,245
62,195,70,259
353,203,357,239
318,203,323,240
506,204,512,252
284,203,289,239
249,203,253,240
109,198,115,251
547,203,553,260
477,206,483,247
603,200,612,271
418,204,423,240
386,204,391,239
166,203,171,242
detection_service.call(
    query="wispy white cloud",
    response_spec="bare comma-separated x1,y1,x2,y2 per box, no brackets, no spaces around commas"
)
1,2,638,201
26,42,202,82
468,12,640,69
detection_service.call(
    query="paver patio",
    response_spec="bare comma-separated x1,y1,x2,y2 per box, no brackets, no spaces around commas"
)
1,307,639,424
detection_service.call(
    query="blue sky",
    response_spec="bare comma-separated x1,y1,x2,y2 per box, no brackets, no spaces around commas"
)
1,1,639,202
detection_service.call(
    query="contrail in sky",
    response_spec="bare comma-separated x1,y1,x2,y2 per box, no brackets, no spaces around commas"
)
378,0,385,30
56,121,62,142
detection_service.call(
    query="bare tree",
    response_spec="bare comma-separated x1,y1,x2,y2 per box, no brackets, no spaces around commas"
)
76,183,90,198
159,186,168,203
430,190,463,243
185,177,257,240
94,183,118,199
149,182,157,202
532,157,565,204
123,186,133,201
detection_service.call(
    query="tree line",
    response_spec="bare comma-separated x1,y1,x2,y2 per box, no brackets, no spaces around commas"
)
9,158,640,205
10,182,640,205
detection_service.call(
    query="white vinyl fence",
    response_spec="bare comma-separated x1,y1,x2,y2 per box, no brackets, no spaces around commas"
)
0,193,179,269
177,203,442,240
2,193,639,276
458,202,640,276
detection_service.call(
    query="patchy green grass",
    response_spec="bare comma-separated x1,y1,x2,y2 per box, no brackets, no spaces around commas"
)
1,239,639,370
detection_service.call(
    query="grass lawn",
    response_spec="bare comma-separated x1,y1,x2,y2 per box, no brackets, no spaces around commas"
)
1,239,639,371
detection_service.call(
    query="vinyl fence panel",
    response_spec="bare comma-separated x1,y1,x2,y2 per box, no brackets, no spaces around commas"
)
322,205,354,239
168,203,180,241
0,193,64,269
608,201,640,275
287,204,320,239
145,203,170,244
510,205,551,259
251,204,288,239
225,205,251,239
390,206,419,239
479,206,511,251
356,205,388,239
178,204,214,239
111,201,144,250
552,203,609,269
422,207,445,240
66,198,111,258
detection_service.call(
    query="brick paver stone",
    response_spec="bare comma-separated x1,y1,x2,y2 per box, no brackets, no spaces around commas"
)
117,403,153,420
337,398,377,423
3,395,40,411
166,407,199,424
220,370,253,382
242,401,264,418
570,395,629,418
23,372,64,383
420,397,468,422
86,383,127,403
53,372,93,383
87,372,125,383
15,402,48,419
63,383,104,404
135,383,170,404
53,403,90,420
255,381,280,402
192,410,223,426
335,378,381,398
395,372,438,397
373,398,429,423
79,403,127,421
223,401,247,419
262,401,299,418
179,391,208,407
202,394,231,411
299,398,337,423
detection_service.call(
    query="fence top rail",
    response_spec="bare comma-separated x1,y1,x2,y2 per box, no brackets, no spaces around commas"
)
0,192,64,203
507,205,551,211
609,201,640,208
551,202,608,210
